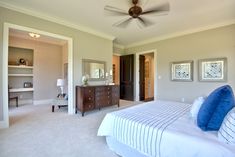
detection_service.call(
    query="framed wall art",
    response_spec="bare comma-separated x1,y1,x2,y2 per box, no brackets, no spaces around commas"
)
198,58,227,82
171,60,193,81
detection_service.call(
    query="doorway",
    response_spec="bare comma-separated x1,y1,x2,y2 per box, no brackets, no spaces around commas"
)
2,23,73,128
135,50,157,101
120,54,134,101
139,53,154,101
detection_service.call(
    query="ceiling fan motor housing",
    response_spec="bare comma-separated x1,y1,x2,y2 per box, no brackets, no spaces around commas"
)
132,0,139,5
129,6,142,18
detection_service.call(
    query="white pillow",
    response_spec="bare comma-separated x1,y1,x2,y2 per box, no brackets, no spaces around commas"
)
218,107,235,145
190,97,205,120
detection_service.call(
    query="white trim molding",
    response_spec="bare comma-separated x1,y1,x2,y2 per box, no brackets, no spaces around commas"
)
2,23,74,128
1,23,9,128
125,20,235,48
135,49,157,101
113,53,122,56
113,43,125,49
0,1,116,41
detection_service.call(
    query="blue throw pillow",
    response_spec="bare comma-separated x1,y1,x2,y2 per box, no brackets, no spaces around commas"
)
197,85,235,131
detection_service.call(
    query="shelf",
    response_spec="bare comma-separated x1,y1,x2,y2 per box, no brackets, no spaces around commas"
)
9,88,34,93
8,65,33,69
8,74,33,77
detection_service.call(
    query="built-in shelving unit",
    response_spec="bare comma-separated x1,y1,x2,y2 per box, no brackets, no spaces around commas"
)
8,65,34,69
8,46,34,106
9,88,34,93
8,74,34,77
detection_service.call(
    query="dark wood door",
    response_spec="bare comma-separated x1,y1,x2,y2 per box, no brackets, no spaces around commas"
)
120,54,134,101
139,55,145,101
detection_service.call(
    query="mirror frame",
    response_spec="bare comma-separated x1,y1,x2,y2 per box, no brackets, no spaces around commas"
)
82,59,106,81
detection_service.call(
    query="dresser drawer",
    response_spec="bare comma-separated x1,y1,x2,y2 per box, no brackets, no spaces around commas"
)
112,86,119,92
99,100,111,108
95,91,105,97
84,87,94,95
84,95,94,103
84,103,95,111
83,87,94,103
106,86,112,91
95,87,106,92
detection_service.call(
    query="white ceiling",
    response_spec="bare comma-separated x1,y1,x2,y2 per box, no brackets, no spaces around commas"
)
1,0,235,47
9,28,67,46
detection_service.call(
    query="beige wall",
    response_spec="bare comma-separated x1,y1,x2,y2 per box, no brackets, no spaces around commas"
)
9,36,63,101
0,7,113,121
125,24,235,103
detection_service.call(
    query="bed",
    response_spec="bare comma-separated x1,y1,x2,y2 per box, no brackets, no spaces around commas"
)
97,100,235,157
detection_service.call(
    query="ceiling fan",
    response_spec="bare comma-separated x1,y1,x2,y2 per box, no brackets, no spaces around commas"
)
104,0,170,28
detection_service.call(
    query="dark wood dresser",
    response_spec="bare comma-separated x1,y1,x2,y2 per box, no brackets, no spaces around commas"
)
76,85,119,116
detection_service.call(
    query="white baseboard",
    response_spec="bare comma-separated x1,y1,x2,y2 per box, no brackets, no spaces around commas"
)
33,99,53,105
10,99,53,105
20,99,33,105
0,120,9,129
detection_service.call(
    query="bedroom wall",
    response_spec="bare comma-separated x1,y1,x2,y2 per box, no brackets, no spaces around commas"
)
125,24,235,103
0,6,113,122
9,36,63,102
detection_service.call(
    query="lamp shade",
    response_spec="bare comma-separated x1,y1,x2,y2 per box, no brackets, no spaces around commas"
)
57,79,65,87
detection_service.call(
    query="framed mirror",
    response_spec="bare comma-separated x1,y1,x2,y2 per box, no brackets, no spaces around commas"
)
82,59,106,81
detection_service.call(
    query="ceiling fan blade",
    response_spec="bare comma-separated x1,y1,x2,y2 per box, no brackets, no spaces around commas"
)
141,2,170,15
137,17,154,28
104,5,128,15
113,17,132,28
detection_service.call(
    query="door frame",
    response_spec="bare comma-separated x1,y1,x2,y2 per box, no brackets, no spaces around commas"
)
2,23,74,128
135,49,157,101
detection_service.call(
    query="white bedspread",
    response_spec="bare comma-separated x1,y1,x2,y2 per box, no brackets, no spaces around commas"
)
97,100,235,157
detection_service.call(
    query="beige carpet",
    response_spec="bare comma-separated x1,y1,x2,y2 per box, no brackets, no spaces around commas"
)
0,100,141,157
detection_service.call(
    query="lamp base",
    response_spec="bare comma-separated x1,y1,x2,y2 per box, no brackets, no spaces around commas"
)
57,93,66,98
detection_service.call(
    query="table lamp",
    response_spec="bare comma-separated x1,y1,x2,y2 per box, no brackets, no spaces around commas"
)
57,79,65,95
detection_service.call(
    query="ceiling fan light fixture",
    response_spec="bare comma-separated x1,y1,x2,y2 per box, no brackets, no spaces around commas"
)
29,32,40,38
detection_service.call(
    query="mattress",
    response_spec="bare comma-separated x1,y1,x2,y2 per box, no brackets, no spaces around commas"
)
97,100,235,157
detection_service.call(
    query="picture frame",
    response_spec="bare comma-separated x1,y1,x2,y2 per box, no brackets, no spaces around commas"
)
198,58,227,82
171,60,193,81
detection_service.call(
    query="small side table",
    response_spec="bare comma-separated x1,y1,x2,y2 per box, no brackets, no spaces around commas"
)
51,98,68,112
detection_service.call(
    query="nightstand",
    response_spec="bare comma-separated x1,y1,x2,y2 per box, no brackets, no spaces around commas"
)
51,98,68,112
